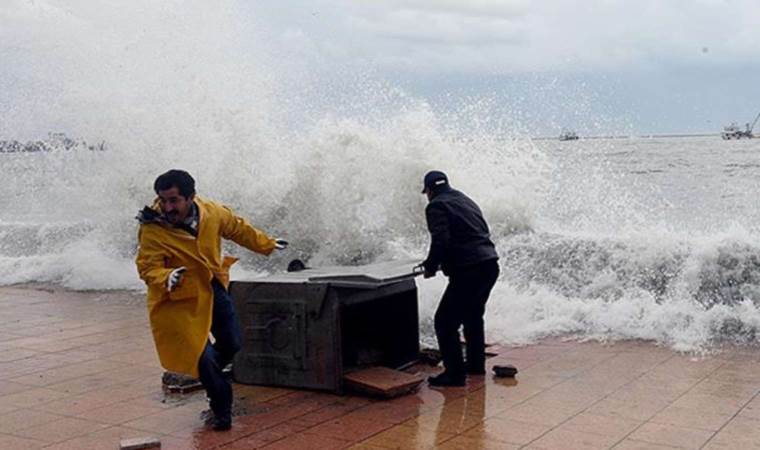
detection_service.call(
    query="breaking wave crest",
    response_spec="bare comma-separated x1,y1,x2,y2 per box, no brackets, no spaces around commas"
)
474,230,760,352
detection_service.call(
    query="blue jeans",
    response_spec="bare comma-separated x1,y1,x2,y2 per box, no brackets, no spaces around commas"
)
197,279,242,418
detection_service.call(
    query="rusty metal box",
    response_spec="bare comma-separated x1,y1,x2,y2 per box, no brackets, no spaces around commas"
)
230,260,421,393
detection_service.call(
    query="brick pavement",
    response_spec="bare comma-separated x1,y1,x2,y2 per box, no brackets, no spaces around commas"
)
0,286,759,449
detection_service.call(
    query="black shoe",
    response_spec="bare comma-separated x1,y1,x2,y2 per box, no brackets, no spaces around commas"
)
200,409,215,426
492,364,518,378
212,415,232,431
466,367,486,375
427,371,466,387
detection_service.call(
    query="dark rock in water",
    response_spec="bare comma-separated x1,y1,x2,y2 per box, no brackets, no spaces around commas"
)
492,364,518,378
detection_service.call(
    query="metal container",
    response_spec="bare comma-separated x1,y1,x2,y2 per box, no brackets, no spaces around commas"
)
230,260,421,393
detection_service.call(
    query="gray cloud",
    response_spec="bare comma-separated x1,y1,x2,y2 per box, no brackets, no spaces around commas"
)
358,0,532,20
264,0,760,73
346,9,526,46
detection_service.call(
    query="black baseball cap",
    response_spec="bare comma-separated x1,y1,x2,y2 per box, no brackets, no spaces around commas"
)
421,170,448,193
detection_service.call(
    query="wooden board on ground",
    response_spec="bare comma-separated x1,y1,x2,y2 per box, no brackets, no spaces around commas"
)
120,436,161,450
344,366,424,398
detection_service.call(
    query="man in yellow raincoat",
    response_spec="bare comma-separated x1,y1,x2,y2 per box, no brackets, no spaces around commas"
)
135,169,286,431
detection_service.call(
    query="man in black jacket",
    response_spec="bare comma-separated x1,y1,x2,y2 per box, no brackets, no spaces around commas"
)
420,170,500,387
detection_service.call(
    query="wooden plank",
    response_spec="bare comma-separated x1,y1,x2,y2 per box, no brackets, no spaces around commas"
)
344,366,424,398
120,437,161,450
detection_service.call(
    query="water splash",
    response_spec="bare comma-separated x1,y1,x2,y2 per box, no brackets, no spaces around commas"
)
3,1,760,352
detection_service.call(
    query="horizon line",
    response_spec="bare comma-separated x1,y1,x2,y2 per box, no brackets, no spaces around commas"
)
531,132,721,141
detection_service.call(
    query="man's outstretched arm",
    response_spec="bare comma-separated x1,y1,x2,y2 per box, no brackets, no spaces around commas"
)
219,205,278,255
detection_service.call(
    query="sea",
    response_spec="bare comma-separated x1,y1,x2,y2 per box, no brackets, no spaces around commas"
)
2,1,760,353
3,134,759,353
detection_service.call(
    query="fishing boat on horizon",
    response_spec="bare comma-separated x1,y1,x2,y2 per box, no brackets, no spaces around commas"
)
559,129,579,141
721,112,760,140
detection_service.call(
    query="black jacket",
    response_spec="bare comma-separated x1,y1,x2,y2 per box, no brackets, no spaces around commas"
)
422,186,498,276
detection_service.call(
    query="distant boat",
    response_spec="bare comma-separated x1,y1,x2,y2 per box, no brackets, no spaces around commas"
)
721,112,759,140
559,130,579,141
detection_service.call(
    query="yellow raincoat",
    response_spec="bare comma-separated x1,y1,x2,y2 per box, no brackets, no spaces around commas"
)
135,196,276,378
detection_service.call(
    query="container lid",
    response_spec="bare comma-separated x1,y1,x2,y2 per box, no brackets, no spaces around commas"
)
233,259,422,288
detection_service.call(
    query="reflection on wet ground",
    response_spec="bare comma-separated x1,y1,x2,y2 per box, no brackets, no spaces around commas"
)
1,286,760,449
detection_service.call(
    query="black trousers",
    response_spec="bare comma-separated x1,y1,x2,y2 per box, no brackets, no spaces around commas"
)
197,279,242,419
434,259,499,377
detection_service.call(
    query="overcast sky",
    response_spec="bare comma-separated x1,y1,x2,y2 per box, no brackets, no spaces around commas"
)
2,1,758,137
250,0,760,135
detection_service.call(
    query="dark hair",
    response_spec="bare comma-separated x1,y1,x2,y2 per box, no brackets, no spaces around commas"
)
154,169,196,198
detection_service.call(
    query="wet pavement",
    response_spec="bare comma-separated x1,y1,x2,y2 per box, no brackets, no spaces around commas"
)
0,286,759,449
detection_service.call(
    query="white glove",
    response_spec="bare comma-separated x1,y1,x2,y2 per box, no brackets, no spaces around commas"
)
274,239,289,250
167,267,186,292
